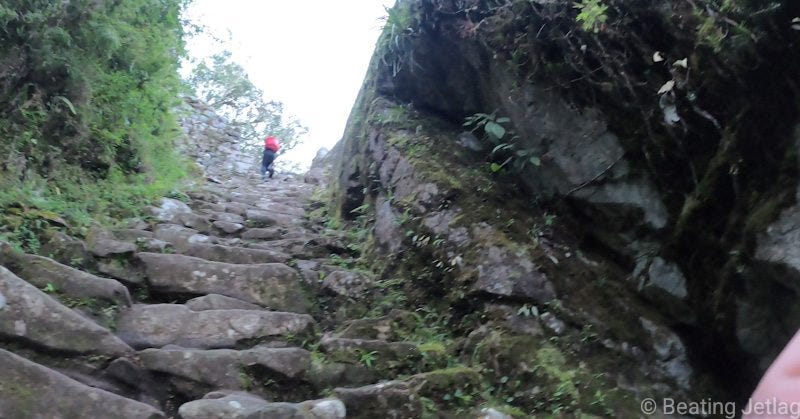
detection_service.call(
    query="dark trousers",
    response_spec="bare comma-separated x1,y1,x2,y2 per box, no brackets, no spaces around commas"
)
261,149,276,178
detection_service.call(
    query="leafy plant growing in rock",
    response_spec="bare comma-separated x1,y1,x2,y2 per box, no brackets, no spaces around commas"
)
574,0,609,33
358,350,379,368
379,3,419,77
463,112,540,174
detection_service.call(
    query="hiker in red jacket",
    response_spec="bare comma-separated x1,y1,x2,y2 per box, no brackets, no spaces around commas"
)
261,136,280,180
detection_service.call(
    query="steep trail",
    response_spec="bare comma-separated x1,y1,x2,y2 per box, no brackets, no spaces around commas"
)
0,157,440,418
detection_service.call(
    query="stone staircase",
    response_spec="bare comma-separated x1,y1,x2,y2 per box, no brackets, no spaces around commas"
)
0,169,451,418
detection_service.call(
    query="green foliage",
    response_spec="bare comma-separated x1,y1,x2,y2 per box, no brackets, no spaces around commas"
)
573,0,609,33
358,350,379,368
186,51,307,156
379,3,419,77
517,304,538,317
238,371,254,391
0,0,190,239
463,112,540,174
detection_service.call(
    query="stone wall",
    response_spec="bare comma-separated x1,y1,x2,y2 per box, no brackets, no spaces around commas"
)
178,97,259,180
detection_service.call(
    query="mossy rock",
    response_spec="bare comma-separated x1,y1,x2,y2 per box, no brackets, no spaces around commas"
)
335,309,423,341
406,366,482,398
416,341,450,370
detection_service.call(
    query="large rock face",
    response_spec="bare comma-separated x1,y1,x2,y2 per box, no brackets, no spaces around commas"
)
328,0,800,405
137,253,310,312
0,348,164,419
0,266,132,356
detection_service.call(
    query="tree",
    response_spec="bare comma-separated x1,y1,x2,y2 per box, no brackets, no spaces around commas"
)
186,51,306,155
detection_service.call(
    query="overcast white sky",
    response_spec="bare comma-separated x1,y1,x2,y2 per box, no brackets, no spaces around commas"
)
183,1,395,170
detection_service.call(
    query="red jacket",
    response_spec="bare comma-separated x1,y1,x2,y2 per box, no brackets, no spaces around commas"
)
265,136,280,152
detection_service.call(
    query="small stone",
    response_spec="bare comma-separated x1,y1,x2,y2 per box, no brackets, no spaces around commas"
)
309,399,346,418
150,197,192,221
213,220,245,234
540,312,566,335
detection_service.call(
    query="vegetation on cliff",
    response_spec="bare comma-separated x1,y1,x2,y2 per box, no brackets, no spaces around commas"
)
0,0,190,249
326,0,800,415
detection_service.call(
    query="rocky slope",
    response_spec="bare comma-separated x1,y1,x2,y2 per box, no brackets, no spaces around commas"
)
3,1,800,417
0,96,547,418
325,0,800,414
0,103,445,418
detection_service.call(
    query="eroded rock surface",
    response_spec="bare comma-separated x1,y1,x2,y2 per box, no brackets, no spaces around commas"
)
116,304,315,349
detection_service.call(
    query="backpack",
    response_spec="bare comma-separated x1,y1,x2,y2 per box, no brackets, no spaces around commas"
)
265,136,280,152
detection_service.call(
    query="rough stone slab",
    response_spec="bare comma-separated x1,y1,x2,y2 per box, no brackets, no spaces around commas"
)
224,202,253,216
86,229,138,258
253,202,306,217
178,392,345,419
40,231,92,267
139,346,311,389
241,227,284,240
150,197,192,221
198,202,228,213
213,220,244,234
333,381,422,419
229,192,263,206
245,209,300,228
173,212,214,234
0,266,133,356
182,243,291,264
111,229,154,241
247,237,334,259
211,212,246,224
152,223,209,252
137,252,305,311
0,349,165,419
470,246,556,303
116,304,315,349
98,258,147,285
186,294,263,311
0,245,131,306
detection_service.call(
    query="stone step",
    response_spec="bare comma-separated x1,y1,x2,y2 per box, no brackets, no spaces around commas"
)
115,304,315,349
0,266,133,356
152,223,216,252
208,211,246,224
0,243,131,307
248,237,346,259
252,201,307,217
333,381,422,419
171,212,215,234
241,227,284,240
245,209,302,228
0,348,165,418
181,243,291,264
212,220,245,234
185,294,263,311
139,346,311,393
178,391,345,419
137,253,308,311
